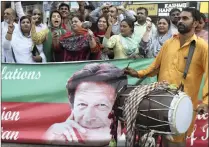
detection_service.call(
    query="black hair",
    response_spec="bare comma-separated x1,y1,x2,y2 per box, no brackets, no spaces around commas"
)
84,5,95,11
20,15,31,24
137,7,148,16
121,19,135,33
49,10,62,22
200,13,206,22
95,15,109,32
59,3,70,11
169,8,181,16
66,63,128,108
158,16,171,28
49,10,62,27
72,13,84,22
182,7,201,22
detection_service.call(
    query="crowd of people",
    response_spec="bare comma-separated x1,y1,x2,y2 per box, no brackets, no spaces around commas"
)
1,2,208,147
2,2,208,63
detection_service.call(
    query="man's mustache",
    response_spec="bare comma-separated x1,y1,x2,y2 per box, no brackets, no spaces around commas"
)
177,23,185,27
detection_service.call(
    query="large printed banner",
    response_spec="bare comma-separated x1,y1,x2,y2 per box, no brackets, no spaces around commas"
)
1,58,208,147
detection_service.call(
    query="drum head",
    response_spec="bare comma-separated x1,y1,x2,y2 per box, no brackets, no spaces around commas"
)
169,92,193,134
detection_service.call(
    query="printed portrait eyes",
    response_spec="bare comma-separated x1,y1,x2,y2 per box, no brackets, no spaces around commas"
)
78,103,87,107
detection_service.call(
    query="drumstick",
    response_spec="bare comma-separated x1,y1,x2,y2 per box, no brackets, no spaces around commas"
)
126,62,131,69
126,59,136,69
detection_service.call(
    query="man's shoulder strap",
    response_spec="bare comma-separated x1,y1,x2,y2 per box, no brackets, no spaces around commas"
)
183,40,196,79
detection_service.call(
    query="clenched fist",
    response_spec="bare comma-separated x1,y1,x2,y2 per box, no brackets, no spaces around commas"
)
7,17,15,33
31,15,39,25
124,67,139,78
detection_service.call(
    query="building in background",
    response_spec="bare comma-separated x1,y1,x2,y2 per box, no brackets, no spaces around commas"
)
199,2,208,30
21,1,43,16
126,1,199,25
126,3,158,24
200,1,208,22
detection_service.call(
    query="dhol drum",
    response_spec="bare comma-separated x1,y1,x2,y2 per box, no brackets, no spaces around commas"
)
113,85,193,135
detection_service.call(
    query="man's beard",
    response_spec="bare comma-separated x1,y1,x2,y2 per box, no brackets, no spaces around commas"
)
177,23,192,34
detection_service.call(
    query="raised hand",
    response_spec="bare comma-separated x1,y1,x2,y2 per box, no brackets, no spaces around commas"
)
7,16,15,33
52,31,59,41
31,15,39,25
146,22,152,32
88,29,94,41
108,16,116,26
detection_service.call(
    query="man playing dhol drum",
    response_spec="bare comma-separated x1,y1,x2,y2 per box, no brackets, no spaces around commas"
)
124,7,208,147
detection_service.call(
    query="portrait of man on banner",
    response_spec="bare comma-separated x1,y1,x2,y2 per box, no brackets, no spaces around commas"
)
43,63,127,146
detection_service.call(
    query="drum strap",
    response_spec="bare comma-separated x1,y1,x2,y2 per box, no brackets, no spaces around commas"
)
179,40,196,91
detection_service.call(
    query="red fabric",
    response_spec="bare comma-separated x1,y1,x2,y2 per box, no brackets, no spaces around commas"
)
2,102,71,144
60,27,88,40
61,23,70,31
186,113,208,147
94,31,106,38
58,27,101,61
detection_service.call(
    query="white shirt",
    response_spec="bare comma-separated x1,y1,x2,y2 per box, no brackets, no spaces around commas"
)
1,21,19,63
1,2,47,63
134,21,157,43
3,36,35,63
2,19,46,64
170,22,179,35
3,31,46,64
15,1,48,62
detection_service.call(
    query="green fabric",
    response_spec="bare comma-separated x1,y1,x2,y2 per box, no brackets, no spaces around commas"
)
43,28,65,62
119,33,139,56
2,58,156,103
109,138,116,147
2,58,204,103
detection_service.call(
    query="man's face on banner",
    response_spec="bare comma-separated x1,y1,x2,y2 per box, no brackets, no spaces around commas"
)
73,82,115,140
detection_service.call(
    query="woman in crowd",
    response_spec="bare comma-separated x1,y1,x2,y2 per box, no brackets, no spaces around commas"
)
94,15,109,43
94,15,114,60
53,14,102,61
3,16,46,63
195,13,208,42
103,18,140,59
31,10,66,62
140,17,172,58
